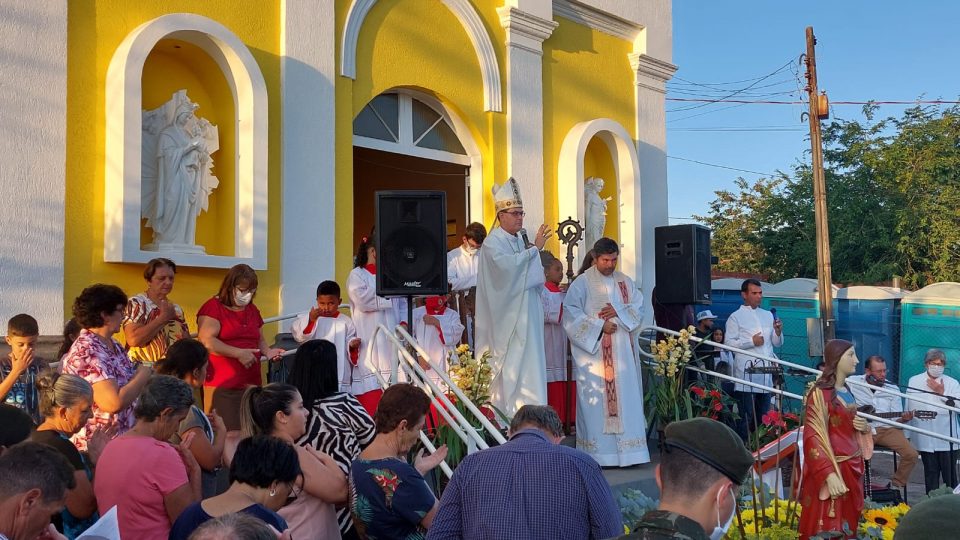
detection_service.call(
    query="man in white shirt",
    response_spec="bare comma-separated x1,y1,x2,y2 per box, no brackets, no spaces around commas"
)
848,355,919,488
447,222,486,348
724,278,783,440
907,349,960,493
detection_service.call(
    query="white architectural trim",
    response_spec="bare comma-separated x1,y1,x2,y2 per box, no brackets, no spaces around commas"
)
629,52,677,94
104,13,269,269
497,6,558,55
279,0,337,324
552,0,643,42
340,0,503,112
557,118,642,282
353,89,483,224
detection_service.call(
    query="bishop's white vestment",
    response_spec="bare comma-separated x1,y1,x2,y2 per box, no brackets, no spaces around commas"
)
563,266,649,466
474,227,548,418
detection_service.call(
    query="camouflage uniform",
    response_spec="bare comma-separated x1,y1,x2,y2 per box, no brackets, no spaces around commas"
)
622,510,710,540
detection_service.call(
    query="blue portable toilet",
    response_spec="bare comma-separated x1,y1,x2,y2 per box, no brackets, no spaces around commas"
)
835,286,904,381
761,278,838,410
899,283,960,386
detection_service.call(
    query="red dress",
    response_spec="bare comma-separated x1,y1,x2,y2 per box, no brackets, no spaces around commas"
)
197,298,264,389
798,387,864,539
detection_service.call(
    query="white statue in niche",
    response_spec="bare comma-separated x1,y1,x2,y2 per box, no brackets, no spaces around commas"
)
141,90,220,253
583,176,611,251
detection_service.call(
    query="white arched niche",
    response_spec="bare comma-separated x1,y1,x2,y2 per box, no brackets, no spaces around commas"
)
340,0,502,112
558,118,642,282
104,13,268,269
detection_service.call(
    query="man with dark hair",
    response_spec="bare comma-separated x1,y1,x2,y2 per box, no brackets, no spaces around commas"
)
428,405,623,540
847,355,919,489
0,441,76,540
562,238,649,467
447,221,487,347
624,418,753,539
725,278,783,440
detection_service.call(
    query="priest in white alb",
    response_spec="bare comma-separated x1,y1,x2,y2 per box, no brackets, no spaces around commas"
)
563,237,650,467
475,177,552,418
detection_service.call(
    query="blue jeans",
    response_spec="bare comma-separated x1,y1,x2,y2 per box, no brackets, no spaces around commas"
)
735,391,772,441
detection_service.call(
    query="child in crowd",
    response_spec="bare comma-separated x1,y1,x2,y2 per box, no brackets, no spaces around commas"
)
291,280,360,393
0,314,48,424
541,254,574,427
411,294,464,390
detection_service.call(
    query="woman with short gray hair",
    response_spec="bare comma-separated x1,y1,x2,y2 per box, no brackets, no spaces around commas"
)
31,372,101,538
93,375,202,540
906,348,960,493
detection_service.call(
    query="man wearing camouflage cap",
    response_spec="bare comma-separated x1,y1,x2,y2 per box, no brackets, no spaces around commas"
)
621,418,754,539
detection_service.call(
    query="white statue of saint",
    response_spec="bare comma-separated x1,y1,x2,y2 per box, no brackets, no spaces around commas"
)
141,90,220,253
583,176,611,251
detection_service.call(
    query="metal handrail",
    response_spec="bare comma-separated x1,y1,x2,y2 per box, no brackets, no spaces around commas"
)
363,324,506,477
644,325,960,416
642,325,960,445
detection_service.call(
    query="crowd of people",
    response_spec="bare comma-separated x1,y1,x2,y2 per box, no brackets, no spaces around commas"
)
4,177,960,540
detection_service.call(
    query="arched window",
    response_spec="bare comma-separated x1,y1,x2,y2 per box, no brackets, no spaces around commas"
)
354,92,467,162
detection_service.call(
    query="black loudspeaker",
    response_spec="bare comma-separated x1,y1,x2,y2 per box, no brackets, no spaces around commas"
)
375,191,449,296
654,224,712,304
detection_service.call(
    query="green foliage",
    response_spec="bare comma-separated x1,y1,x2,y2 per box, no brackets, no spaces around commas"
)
617,488,659,530
697,104,960,285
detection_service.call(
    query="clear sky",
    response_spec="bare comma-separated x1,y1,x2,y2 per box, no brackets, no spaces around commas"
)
668,1,960,224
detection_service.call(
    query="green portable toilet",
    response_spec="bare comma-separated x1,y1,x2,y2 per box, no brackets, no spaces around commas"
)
899,282,960,386
761,278,838,411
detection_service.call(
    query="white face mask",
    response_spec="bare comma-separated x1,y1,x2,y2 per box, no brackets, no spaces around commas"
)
928,365,945,379
710,486,736,540
234,289,254,307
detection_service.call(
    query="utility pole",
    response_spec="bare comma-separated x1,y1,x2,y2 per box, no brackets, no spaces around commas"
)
804,26,835,341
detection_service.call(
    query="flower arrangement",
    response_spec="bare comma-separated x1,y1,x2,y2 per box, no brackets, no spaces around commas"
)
724,498,802,540
433,345,496,476
617,488,659,532
858,502,909,540
750,410,802,452
690,380,739,424
646,326,697,428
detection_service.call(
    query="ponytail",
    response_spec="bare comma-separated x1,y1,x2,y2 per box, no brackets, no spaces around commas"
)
240,384,299,438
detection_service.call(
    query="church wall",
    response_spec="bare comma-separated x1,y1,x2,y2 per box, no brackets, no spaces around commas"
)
333,0,505,287
0,2,68,334
543,16,635,253
64,1,283,336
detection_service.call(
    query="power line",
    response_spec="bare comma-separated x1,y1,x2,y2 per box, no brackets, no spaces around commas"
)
667,155,782,177
666,59,797,113
667,97,960,106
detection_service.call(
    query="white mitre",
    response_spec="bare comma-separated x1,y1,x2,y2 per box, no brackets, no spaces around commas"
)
492,177,523,213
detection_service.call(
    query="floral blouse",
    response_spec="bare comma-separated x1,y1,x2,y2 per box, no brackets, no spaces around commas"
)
62,329,137,451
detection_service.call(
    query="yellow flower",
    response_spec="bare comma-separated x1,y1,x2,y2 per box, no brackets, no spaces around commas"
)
863,508,897,530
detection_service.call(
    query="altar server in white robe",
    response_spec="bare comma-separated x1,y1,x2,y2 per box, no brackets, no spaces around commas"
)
563,237,650,467
412,295,464,390
475,177,552,419
346,234,397,415
291,280,360,392
541,253,575,426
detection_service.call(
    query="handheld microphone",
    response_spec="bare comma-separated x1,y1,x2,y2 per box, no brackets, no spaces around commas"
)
771,307,778,321
518,228,532,248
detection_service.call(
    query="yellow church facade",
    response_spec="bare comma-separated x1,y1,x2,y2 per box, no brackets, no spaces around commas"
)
0,0,674,336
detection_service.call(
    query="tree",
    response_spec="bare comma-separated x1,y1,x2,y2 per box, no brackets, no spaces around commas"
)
697,103,960,286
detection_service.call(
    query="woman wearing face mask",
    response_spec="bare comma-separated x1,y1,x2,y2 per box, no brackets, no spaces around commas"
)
906,348,960,493
198,264,284,431
798,339,870,539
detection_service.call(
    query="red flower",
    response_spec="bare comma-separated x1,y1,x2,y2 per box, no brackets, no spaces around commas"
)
691,386,705,398
713,402,723,411
710,390,722,399
762,410,782,426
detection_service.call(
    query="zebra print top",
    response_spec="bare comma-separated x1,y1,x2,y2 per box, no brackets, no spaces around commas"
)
297,392,376,535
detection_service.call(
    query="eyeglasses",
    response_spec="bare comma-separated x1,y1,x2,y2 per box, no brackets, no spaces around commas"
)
502,211,525,217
